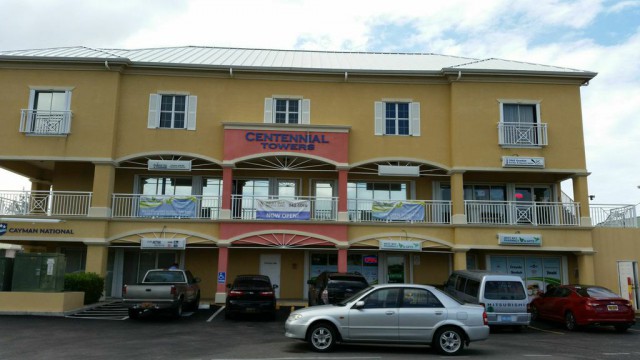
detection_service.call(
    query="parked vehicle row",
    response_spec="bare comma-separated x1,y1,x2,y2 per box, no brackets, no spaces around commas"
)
122,269,637,357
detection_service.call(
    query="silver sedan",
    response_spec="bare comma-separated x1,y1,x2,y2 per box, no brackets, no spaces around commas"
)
285,284,489,356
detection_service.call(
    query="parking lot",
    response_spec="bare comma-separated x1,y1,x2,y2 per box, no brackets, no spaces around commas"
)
1,304,640,360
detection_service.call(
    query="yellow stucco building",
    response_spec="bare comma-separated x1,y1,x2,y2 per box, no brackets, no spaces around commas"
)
0,46,638,306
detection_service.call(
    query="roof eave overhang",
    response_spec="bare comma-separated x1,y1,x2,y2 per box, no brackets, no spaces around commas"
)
0,55,132,66
443,67,598,82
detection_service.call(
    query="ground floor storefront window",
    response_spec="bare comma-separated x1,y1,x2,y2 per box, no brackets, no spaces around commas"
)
488,255,565,301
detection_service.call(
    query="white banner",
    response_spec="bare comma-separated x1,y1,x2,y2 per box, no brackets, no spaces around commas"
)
256,199,311,220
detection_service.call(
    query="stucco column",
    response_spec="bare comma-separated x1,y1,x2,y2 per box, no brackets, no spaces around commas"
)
85,244,108,277
88,162,115,218
577,252,596,285
220,166,233,220
572,174,592,226
337,167,349,221
452,249,468,271
337,245,349,272
214,244,230,304
450,171,466,224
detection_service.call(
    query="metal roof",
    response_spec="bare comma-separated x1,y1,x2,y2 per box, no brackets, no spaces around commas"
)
0,46,596,78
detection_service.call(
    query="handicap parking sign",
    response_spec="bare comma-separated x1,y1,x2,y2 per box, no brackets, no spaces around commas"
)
217,271,226,283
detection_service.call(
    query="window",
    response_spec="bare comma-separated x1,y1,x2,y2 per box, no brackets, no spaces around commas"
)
362,288,400,308
499,101,546,146
374,101,420,136
264,97,310,124
148,94,197,130
21,89,72,135
401,288,443,308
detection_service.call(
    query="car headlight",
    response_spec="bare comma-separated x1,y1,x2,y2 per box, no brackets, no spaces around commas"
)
289,313,304,321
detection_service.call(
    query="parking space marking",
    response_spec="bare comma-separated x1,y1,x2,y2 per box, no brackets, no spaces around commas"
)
603,353,631,356
211,357,381,360
207,305,225,322
628,328,640,332
523,355,552,357
527,325,565,335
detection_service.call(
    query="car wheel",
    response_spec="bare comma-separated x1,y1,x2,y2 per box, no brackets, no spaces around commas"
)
565,311,577,331
530,305,539,321
308,322,337,352
188,292,201,311
614,324,630,332
127,309,139,320
434,326,465,356
173,300,184,319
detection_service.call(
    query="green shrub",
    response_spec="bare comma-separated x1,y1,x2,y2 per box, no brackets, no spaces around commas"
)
64,272,105,305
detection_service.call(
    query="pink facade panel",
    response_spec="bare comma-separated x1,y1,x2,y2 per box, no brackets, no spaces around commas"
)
224,129,349,163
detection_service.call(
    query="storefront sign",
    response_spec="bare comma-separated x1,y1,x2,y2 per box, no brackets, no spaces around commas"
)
372,201,425,221
141,238,186,249
245,131,329,151
139,196,197,218
502,156,545,168
0,223,75,236
498,233,542,246
148,160,192,171
256,199,311,220
379,240,422,251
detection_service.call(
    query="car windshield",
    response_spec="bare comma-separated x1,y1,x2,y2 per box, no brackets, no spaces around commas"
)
336,286,373,306
576,286,620,298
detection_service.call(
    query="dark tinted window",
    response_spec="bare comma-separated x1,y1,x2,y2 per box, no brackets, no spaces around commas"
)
455,276,467,292
576,286,619,298
233,280,272,291
484,281,526,300
362,288,400,309
402,288,444,308
464,279,480,296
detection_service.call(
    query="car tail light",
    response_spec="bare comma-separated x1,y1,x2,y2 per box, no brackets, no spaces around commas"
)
170,285,177,295
483,311,488,326
229,290,244,297
260,291,274,297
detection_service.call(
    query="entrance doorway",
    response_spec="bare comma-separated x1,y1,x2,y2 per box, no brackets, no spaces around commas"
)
618,261,639,310
386,255,406,283
260,253,281,298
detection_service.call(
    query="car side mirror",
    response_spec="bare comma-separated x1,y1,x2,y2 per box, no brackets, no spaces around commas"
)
273,284,279,289
353,300,365,310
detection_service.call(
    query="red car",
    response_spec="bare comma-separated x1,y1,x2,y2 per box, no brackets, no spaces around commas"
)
529,284,636,332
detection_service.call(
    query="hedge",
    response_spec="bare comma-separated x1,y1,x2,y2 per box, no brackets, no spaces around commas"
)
64,272,105,305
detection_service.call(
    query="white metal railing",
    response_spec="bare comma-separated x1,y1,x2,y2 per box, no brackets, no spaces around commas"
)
112,194,221,219
590,204,638,228
465,200,580,226
20,109,72,135
0,190,91,216
231,195,337,221
348,199,451,224
498,122,548,146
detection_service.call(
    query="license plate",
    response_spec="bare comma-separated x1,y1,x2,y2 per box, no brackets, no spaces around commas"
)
607,305,619,311
499,315,514,322
245,308,257,313
141,302,154,309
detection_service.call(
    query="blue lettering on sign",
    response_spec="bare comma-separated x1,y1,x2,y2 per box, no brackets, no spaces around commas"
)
245,132,329,151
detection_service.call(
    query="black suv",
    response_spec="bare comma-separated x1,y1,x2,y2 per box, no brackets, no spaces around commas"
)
307,271,369,306
225,275,278,319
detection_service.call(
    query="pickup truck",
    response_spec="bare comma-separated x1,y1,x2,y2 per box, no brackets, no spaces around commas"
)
123,269,201,319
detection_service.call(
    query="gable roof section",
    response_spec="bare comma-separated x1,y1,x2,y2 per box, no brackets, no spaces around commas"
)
0,45,597,79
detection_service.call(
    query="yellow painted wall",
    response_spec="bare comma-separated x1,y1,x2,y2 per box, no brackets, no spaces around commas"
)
412,252,450,287
0,292,84,314
184,248,218,299
592,228,640,293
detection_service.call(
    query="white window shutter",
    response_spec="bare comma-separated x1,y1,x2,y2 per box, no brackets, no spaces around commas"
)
27,90,36,110
186,95,197,130
374,101,384,135
410,102,420,136
264,97,274,123
63,90,72,133
301,99,310,124
148,94,160,129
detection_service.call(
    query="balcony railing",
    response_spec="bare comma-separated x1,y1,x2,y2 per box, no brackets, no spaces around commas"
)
590,204,638,228
498,122,548,147
465,200,580,226
20,109,72,135
112,194,221,219
348,199,451,224
231,195,338,221
0,190,91,216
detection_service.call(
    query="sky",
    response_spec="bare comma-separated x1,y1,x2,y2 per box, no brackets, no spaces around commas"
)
0,0,639,205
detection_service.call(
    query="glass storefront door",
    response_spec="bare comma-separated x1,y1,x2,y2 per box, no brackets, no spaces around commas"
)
386,255,406,283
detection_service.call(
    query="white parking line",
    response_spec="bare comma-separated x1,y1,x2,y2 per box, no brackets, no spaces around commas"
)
207,305,225,322
523,355,552,357
603,353,631,356
527,325,565,335
211,357,381,360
